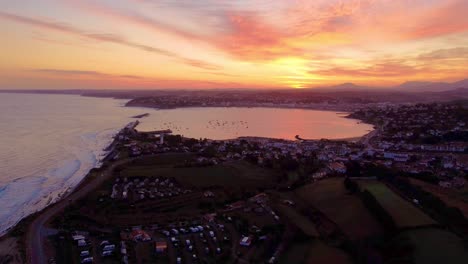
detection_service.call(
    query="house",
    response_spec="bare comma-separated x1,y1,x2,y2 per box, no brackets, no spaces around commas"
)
226,201,245,211
249,193,268,204
72,235,86,241
312,170,327,180
239,236,253,247
203,213,217,222
203,191,215,198
131,230,151,242
383,152,409,162
328,162,346,174
439,181,452,188
155,240,168,254
120,241,127,255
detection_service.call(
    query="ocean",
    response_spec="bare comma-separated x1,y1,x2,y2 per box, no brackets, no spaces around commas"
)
0,93,372,235
0,93,143,235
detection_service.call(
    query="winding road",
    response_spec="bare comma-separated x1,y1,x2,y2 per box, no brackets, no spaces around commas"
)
26,158,134,264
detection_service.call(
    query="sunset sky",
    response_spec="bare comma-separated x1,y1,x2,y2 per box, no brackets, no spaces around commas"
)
1,0,468,89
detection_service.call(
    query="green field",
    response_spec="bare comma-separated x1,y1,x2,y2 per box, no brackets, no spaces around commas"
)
395,228,468,264
295,178,383,240
359,181,437,229
120,158,279,188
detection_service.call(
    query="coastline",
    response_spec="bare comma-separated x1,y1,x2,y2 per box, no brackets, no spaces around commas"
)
0,95,369,238
0,114,371,234
125,102,363,113
0,121,133,264
0,94,376,263
0,122,128,238
0,90,367,113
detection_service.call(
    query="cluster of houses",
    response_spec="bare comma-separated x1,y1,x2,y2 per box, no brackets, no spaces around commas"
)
110,177,192,201
353,104,467,149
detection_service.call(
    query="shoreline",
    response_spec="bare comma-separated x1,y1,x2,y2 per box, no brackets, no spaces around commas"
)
0,117,372,236
125,102,364,113
0,91,368,113
0,122,129,238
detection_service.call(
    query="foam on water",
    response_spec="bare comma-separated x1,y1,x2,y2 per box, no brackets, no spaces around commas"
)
0,137,92,235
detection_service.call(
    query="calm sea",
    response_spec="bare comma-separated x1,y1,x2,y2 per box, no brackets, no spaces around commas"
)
0,93,372,235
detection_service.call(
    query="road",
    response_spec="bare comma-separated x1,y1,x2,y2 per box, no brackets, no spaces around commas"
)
359,128,378,148
27,158,134,264
359,121,386,149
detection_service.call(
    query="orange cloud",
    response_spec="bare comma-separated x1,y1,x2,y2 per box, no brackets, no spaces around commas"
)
215,12,297,60
311,62,421,78
22,68,271,90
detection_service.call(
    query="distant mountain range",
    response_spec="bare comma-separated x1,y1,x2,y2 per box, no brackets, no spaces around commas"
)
1,78,467,95
394,79,468,92
313,78,468,92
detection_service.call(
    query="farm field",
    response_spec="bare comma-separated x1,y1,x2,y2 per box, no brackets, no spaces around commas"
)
295,178,383,240
306,240,353,264
275,204,319,237
280,240,352,264
359,181,437,229
409,178,468,219
120,159,278,189
395,228,468,264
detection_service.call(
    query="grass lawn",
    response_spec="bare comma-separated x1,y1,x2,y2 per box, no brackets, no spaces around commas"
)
359,181,437,229
396,228,468,264
295,178,383,240
120,159,279,189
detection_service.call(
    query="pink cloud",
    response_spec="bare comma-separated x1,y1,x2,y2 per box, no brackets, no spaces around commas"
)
0,11,221,71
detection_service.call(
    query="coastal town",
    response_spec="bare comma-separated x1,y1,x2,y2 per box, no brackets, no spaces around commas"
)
0,100,465,264
2,1,468,263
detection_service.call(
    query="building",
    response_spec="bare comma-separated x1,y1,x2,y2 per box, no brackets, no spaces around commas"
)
383,152,409,162
239,236,253,247
328,162,347,173
131,230,151,242
155,240,168,254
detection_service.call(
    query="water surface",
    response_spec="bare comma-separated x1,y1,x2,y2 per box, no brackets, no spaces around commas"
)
136,107,372,140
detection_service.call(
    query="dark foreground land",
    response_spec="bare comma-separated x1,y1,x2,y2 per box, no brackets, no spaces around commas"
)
0,100,467,264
